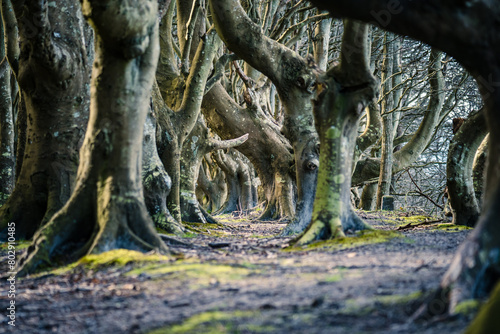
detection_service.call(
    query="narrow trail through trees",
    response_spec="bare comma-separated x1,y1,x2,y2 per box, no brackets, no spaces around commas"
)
1,213,472,333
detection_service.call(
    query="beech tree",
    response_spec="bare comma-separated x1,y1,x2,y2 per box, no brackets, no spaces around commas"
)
0,0,92,240
180,115,248,223
209,0,321,233
447,108,488,227
152,0,224,227
295,20,377,244
19,0,168,273
0,11,15,206
309,0,500,316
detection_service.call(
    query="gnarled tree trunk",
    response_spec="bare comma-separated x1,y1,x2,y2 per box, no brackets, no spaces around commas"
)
0,0,92,240
180,115,247,223
19,0,168,274
296,21,378,245
447,108,488,227
202,83,295,220
143,108,185,234
209,0,320,232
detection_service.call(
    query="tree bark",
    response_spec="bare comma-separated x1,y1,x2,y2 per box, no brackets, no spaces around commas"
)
0,0,92,240
157,29,222,223
142,108,185,235
197,163,227,213
296,21,378,245
376,32,395,209
209,0,320,231
180,115,247,223
19,0,168,274
472,135,488,208
202,83,296,220
0,13,14,206
213,149,255,214
360,182,377,211
447,109,488,227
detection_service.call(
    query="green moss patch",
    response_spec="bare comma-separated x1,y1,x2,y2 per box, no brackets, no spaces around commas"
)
286,229,405,252
127,261,257,287
0,240,32,250
77,249,169,268
454,299,480,316
183,222,229,236
49,249,171,275
343,291,423,315
431,223,473,232
148,310,274,334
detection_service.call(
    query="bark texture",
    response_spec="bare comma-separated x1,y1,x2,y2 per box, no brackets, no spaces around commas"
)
472,135,488,208
156,29,222,223
447,109,488,227
296,21,378,245
209,0,320,230
142,108,185,234
202,83,295,220
376,33,395,209
0,13,14,206
0,0,92,240
180,115,248,223
19,0,168,274
197,163,227,214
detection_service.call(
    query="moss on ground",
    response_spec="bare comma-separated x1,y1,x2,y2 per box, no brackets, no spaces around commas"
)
47,249,171,275
343,291,423,315
126,260,258,288
286,229,406,252
0,240,32,250
148,310,275,334
454,299,480,316
430,223,473,232
183,222,229,237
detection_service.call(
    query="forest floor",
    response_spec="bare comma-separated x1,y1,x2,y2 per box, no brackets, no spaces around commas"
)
0,210,476,334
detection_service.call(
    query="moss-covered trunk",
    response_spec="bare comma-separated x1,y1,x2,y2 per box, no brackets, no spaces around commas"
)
19,0,168,274
447,108,488,227
0,13,14,205
296,21,378,245
143,108,185,234
0,0,91,240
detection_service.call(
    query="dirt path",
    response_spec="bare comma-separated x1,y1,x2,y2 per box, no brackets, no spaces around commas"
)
1,213,473,333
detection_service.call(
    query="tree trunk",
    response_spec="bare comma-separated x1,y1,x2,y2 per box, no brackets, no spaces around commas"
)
352,48,444,186
376,32,395,209
447,109,488,226
19,0,168,274
197,163,227,213
0,0,92,240
296,21,378,245
360,182,377,211
143,108,185,235
202,83,295,220
157,29,221,223
0,13,14,205
213,149,254,214
209,0,320,231
180,115,247,223
472,135,488,208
